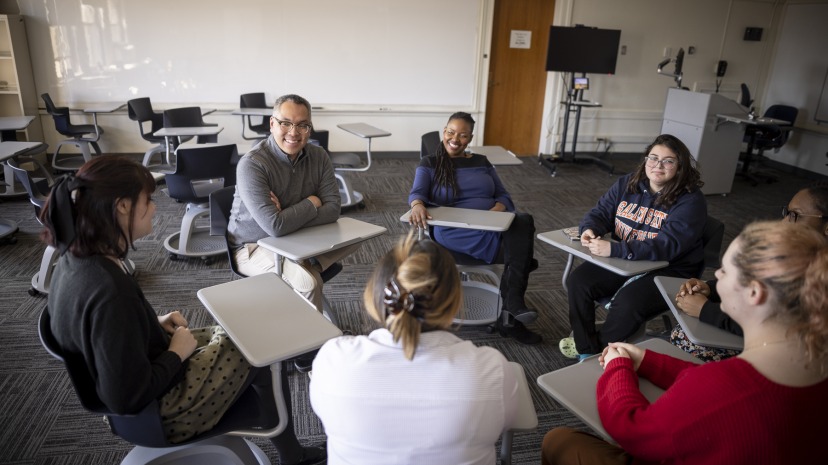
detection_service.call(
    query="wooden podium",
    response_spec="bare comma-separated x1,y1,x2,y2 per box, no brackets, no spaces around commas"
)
661,88,745,195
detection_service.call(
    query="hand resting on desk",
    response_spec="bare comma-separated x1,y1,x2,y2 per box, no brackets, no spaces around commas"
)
580,229,611,257
674,278,711,317
599,342,645,371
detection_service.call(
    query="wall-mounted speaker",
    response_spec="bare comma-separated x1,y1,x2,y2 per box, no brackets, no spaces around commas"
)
744,27,763,41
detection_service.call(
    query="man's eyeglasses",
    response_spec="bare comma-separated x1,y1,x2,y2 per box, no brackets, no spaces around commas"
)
272,117,312,134
644,155,677,169
444,128,472,141
782,206,828,223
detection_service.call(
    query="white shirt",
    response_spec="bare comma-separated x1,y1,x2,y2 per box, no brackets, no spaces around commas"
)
310,329,519,465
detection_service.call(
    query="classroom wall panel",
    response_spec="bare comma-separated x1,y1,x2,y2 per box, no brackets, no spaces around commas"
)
20,0,486,111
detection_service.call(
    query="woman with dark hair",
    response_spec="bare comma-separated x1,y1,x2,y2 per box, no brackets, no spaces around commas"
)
543,221,828,464
671,184,828,361
41,157,324,464
310,232,520,464
559,134,707,360
408,112,540,344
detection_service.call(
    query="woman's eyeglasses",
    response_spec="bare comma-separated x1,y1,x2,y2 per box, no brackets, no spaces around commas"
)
644,155,677,169
782,206,828,223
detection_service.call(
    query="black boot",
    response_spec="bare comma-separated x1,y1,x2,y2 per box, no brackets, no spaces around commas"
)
500,213,538,324
494,313,542,345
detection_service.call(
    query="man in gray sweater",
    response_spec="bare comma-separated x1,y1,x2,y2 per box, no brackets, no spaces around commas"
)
227,94,357,312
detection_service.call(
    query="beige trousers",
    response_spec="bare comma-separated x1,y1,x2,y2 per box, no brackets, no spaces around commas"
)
234,242,361,312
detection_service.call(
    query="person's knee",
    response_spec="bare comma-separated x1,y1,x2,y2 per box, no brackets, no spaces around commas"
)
541,427,579,465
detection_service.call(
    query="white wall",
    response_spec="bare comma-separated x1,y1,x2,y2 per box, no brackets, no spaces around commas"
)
21,0,495,154
540,0,781,155
763,1,828,175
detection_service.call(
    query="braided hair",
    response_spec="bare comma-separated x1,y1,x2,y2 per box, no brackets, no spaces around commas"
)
431,112,475,201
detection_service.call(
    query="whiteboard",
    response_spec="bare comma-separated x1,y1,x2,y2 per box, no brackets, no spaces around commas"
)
20,0,485,109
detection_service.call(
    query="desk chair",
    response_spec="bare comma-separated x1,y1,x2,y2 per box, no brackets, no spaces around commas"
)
162,106,218,152
127,97,171,170
240,93,270,140
420,131,440,159
8,159,137,295
164,144,235,263
209,186,247,280
39,307,290,465
740,105,798,185
41,93,103,172
8,159,55,295
308,128,365,209
739,83,753,109
418,225,539,340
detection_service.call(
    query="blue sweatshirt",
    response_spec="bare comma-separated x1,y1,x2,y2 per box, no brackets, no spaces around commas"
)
580,174,706,274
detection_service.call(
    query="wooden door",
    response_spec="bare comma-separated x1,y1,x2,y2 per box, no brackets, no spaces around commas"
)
484,0,555,155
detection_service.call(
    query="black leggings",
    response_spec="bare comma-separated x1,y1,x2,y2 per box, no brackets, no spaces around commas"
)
566,262,693,354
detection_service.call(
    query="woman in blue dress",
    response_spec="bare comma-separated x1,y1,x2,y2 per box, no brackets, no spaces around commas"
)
408,112,540,344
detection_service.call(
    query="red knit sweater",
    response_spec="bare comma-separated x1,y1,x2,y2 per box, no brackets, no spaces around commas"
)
597,350,827,464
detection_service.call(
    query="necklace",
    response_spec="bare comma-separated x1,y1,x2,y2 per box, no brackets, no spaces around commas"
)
743,339,794,352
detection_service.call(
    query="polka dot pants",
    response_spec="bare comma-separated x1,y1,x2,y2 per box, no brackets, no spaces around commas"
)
160,326,252,443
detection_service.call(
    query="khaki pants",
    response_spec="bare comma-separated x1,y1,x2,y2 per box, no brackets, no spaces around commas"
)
541,427,631,465
234,242,361,312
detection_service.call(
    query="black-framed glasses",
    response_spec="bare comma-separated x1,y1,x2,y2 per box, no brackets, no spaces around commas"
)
271,117,312,134
782,206,828,223
644,155,677,169
444,128,472,141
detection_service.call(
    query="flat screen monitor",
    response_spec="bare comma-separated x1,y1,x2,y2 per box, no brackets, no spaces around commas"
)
574,77,589,90
546,26,621,75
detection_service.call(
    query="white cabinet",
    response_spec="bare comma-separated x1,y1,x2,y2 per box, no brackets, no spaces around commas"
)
0,14,42,141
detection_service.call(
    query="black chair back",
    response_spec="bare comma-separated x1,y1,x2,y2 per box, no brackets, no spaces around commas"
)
754,105,799,150
127,97,165,144
166,144,235,203
163,106,218,144
209,186,247,278
739,83,753,108
701,215,725,270
421,131,440,159
41,93,80,136
240,93,270,136
310,129,330,152
7,159,49,219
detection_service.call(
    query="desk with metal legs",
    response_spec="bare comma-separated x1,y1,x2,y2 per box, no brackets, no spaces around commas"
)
197,273,342,440
257,217,387,276
0,115,35,142
654,276,743,350
333,123,391,208
537,338,702,441
232,107,271,140
537,229,669,289
0,120,40,198
154,126,225,166
1,141,48,242
467,145,523,165
716,113,792,184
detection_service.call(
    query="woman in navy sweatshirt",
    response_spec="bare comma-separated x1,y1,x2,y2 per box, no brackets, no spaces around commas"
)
559,134,706,359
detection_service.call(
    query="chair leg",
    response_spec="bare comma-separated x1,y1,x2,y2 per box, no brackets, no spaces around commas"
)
500,430,514,465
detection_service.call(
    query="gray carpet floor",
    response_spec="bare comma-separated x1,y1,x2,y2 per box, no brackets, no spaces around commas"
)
0,151,815,464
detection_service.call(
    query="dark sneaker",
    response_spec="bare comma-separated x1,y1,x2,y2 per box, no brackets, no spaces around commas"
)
287,445,326,465
293,351,318,373
496,319,542,345
506,307,538,324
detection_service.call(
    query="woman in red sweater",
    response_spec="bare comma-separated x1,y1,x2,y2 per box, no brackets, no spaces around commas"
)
541,220,828,464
